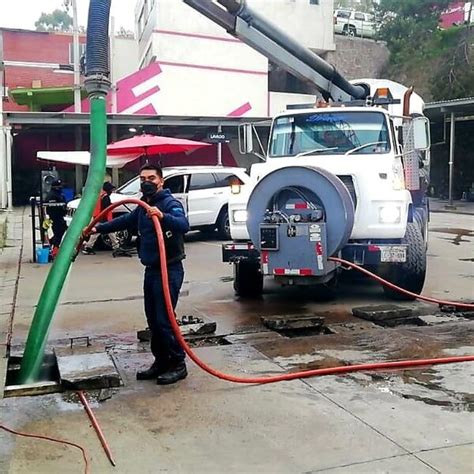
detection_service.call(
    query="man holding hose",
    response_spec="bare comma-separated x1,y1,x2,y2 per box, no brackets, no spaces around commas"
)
85,164,189,385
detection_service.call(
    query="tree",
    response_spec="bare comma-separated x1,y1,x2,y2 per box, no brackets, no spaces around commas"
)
431,27,474,100
376,0,451,61
35,9,73,32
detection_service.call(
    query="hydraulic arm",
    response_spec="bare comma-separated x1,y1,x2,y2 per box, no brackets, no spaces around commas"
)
183,0,368,101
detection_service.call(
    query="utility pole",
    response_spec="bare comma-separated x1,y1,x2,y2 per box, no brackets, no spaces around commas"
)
0,56,6,209
71,0,81,113
66,0,84,193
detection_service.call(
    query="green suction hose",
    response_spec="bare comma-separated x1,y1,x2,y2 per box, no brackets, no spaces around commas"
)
18,0,112,383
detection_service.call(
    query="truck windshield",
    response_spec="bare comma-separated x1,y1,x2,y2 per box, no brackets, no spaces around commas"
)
269,111,391,158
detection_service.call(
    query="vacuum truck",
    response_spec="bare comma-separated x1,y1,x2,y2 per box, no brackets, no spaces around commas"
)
184,0,431,300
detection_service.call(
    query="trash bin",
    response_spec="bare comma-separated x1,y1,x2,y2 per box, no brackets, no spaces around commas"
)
36,247,50,264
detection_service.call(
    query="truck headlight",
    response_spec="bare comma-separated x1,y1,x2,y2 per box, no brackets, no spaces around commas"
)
232,210,248,223
379,205,401,224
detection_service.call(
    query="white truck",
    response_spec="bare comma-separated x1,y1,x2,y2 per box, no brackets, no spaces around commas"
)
185,0,431,300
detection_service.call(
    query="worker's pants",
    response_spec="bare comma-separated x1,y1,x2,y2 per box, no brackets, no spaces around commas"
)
84,231,119,250
143,261,185,365
50,219,67,248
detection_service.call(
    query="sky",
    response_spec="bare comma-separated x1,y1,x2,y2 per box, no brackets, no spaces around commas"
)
0,0,136,32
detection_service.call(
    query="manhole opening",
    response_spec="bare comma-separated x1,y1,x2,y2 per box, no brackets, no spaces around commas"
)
4,353,62,398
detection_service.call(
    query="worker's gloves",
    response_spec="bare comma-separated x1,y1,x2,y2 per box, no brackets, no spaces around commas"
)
147,207,164,220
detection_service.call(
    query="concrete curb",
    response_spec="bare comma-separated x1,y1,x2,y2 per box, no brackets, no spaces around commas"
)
430,209,474,216
0,209,25,396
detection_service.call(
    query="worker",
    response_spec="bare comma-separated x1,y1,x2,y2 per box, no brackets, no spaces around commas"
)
85,164,190,385
82,182,129,257
45,179,67,256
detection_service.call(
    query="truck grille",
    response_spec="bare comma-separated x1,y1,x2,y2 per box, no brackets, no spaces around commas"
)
337,175,357,208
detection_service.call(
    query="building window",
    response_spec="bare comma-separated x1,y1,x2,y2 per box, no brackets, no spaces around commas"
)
309,0,319,4
69,43,87,65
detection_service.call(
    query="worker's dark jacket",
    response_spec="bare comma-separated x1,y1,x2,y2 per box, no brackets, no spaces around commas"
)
96,189,189,267
45,189,66,220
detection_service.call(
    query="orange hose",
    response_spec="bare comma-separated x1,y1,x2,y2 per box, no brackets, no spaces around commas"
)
80,199,474,385
329,256,474,310
0,423,89,474
77,391,116,467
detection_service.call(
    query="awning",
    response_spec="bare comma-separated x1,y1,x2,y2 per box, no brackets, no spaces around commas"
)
37,151,141,168
10,87,87,112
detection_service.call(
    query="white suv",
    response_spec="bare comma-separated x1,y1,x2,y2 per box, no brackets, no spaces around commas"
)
66,166,250,246
334,9,377,39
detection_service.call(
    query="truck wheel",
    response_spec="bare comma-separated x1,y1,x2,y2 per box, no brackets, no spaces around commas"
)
383,223,426,301
216,208,231,240
233,260,263,298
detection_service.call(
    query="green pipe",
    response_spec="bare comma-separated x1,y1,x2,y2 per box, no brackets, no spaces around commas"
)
18,95,108,383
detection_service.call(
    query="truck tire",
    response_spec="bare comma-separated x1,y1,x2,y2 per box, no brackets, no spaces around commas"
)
216,207,231,240
383,222,426,301
233,260,263,298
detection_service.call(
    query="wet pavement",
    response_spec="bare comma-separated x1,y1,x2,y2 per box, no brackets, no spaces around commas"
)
0,209,473,473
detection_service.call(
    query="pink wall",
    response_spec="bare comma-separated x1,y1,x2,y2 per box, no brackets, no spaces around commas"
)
440,2,466,28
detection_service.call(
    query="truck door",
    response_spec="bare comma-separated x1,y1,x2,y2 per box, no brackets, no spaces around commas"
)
187,172,219,226
163,174,189,217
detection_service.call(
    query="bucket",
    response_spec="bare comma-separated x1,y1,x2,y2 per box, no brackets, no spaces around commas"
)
36,247,50,264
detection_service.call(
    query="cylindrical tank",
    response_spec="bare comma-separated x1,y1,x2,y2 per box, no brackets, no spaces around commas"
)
246,166,355,257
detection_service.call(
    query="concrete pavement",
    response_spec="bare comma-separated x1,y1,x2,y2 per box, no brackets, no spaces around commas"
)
0,207,473,473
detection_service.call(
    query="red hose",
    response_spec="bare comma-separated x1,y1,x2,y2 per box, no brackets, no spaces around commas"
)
80,199,474,385
77,391,116,467
0,423,89,474
329,256,474,310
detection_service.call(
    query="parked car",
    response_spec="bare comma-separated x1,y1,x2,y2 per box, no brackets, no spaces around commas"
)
66,166,250,247
334,9,377,39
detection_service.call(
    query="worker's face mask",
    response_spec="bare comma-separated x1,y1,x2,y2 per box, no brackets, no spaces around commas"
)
140,180,158,197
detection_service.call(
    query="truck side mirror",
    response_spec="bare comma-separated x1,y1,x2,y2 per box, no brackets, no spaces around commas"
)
413,116,430,151
239,123,254,154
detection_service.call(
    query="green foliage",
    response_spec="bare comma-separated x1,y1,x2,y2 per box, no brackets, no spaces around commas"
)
376,0,450,61
431,27,474,100
35,9,73,32
376,0,474,100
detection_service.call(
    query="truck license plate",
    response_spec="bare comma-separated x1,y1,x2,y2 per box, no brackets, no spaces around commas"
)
380,246,406,263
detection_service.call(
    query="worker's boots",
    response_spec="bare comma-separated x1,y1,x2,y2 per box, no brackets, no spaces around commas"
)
156,361,187,385
136,361,170,380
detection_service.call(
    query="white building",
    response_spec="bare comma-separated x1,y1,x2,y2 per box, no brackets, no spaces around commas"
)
134,0,335,117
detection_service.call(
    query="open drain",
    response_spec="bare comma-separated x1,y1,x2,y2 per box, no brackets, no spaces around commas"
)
4,354,61,398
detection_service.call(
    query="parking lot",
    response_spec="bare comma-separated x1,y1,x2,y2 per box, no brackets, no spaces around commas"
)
0,207,473,473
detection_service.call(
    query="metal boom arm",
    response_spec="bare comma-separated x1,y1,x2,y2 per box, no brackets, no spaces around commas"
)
183,0,368,102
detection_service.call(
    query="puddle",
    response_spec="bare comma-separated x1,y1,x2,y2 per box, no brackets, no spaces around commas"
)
430,227,473,246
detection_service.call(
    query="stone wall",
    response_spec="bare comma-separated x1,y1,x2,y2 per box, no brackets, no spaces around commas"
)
323,35,390,80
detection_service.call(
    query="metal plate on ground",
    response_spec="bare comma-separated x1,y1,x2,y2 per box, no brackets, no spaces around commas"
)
261,314,325,331
55,351,122,390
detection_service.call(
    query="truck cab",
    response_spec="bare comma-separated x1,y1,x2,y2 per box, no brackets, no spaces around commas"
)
224,82,431,299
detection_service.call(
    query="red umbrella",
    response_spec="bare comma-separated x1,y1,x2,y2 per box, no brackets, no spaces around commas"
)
107,134,211,156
